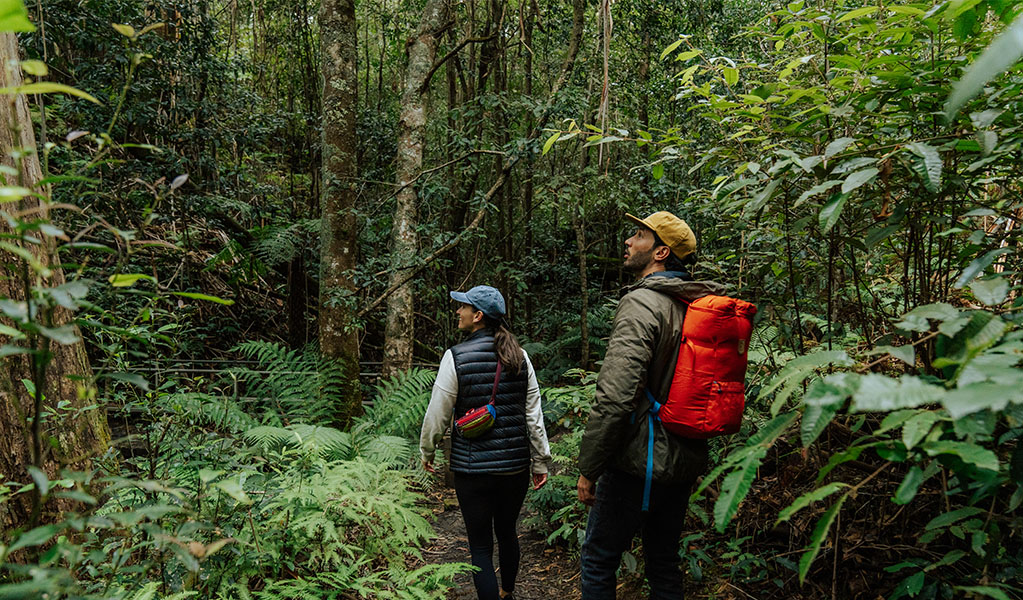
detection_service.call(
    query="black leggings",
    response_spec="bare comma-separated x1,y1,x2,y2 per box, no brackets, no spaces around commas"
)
452,470,530,599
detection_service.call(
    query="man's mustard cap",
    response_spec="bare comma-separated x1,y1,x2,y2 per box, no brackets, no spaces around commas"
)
625,211,697,259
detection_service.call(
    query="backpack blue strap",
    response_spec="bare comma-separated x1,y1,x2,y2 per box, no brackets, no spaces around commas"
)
642,389,661,512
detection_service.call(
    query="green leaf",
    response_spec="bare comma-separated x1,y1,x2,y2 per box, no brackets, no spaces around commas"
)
923,441,999,471
0,324,24,339
747,179,781,213
869,344,914,366
906,142,942,193
850,375,945,412
824,137,855,159
171,291,235,306
20,59,47,77
0,82,100,104
894,466,925,505
38,325,80,345
902,411,940,450
794,180,841,207
924,506,986,530
7,524,61,554
0,0,35,32
714,447,767,532
108,273,156,288
841,167,879,194
946,14,1023,120
970,277,1009,306
723,67,739,86
955,248,1014,288
836,6,877,23
103,372,150,391
954,587,1011,600
0,185,32,203
818,193,848,233
758,351,852,415
213,477,251,505
801,402,839,448
27,466,48,497
112,23,135,37
798,494,848,583
777,482,849,524
541,131,561,156
651,163,664,180
660,38,686,61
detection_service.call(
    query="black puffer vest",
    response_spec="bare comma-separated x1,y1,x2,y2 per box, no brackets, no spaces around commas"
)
449,329,531,474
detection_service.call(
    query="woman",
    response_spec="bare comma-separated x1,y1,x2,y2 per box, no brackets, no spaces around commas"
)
420,285,552,600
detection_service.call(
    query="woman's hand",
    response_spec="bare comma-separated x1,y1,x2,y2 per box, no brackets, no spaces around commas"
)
422,459,435,473
532,472,548,490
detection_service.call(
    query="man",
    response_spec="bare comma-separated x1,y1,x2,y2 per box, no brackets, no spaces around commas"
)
577,211,724,599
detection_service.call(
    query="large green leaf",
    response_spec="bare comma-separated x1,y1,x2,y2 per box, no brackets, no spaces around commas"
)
970,277,1009,306
922,441,999,471
946,13,1023,120
776,482,848,524
7,524,61,554
818,192,849,233
894,466,925,505
850,375,945,412
906,142,942,193
714,446,767,532
840,167,879,194
0,0,34,32
902,411,941,450
798,493,848,583
942,383,1022,418
757,351,852,416
954,248,1014,288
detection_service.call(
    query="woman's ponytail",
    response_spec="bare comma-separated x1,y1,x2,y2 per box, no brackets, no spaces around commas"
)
486,317,524,374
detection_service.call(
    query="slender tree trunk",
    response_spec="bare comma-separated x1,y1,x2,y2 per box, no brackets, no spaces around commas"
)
381,0,449,377
319,0,362,421
0,32,110,531
521,2,535,331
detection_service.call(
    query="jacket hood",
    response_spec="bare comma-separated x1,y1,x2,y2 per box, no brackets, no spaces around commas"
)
629,274,725,301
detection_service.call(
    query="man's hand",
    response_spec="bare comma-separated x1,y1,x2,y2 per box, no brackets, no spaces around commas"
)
577,474,596,506
422,459,435,473
532,472,548,490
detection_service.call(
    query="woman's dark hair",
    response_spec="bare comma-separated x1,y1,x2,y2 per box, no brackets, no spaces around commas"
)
652,231,696,272
483,315,524,374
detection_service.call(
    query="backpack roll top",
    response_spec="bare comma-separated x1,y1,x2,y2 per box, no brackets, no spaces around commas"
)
660,295,757,438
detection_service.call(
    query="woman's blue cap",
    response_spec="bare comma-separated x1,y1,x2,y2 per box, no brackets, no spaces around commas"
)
450,285,506,319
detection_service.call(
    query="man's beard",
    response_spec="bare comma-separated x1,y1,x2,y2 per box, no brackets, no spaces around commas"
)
624,247,654,272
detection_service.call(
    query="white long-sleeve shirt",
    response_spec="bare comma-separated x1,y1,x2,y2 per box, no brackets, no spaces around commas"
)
419,349,552,474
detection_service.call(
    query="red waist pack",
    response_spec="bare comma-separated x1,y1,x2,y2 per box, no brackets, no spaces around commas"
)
658,295,757,438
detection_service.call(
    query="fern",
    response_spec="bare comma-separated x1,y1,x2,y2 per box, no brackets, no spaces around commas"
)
243,424,353,460
160,392,256,433
363,367,436,439
252,219,318,268
231,340,351,425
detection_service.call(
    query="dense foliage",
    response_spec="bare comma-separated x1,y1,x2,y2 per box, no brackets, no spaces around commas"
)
2,0,1023,598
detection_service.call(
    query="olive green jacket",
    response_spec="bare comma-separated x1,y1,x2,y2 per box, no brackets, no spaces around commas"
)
578,274,725,484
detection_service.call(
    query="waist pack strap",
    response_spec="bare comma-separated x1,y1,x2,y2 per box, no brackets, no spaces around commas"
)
642,389,662,512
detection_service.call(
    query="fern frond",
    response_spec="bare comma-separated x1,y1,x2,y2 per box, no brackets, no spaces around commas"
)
363,367,436,439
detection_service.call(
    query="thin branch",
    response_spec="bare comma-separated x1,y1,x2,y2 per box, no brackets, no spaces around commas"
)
357,161,513,319
380,149,505,204
419,33,496,94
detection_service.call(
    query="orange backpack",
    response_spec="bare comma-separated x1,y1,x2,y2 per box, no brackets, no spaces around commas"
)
657,295,757,438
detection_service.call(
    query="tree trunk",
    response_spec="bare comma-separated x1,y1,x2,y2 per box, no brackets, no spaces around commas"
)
319,0,362,422
0,32,110,531
381,0,448,377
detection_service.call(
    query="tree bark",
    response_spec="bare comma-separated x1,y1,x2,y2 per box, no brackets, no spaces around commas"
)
381,0,448,377
0,32,110,531
319,0,362,421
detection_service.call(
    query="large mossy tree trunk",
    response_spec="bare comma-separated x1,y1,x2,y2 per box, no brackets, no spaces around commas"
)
381,0,448,378
0,32,110,531
318,0,362,423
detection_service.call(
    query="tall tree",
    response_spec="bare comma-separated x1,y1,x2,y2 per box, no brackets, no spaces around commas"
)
381,0,449,377
319,0,362,421
0,31,109,530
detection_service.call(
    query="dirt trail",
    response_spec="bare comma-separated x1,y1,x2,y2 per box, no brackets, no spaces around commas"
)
419,485,583,600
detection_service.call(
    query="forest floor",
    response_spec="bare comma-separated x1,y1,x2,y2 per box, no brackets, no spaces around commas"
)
419,483,585,600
